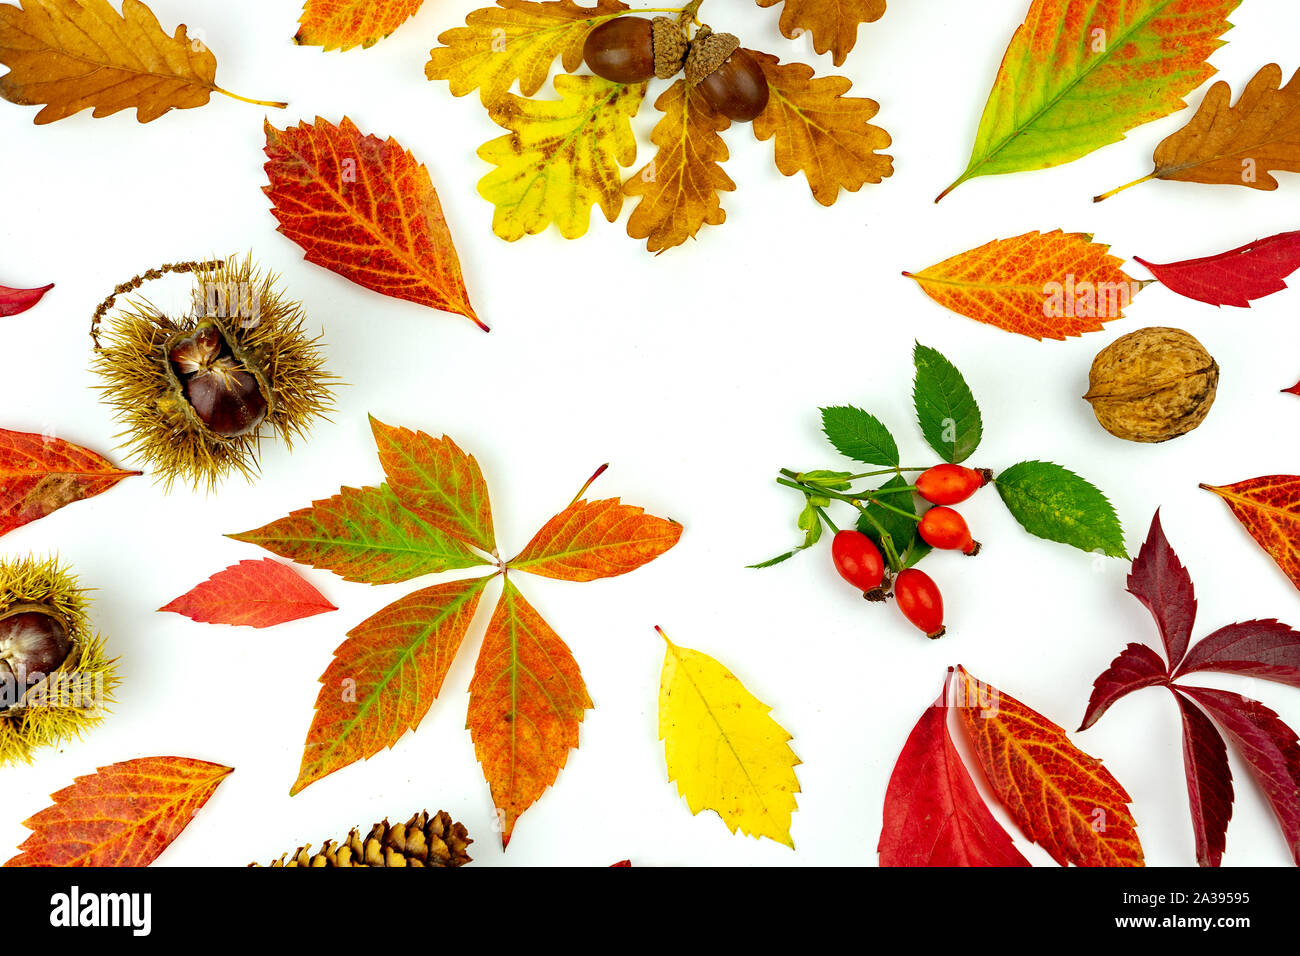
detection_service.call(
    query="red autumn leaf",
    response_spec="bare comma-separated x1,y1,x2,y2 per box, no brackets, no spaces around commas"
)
1173,620,1300,689
4,757,232,867
1177,685,1300,864
1127,508,1196,668
0,281,52,316
263,117,481,329
610,859,631,867
1136,231,1300,308
0,427,140,538
1171,689,1234,868
879,676,1030,867
1202,476,1300,593
953,665,1143,867
1078,643,1170,731
509,497,683,581
159,558,337,628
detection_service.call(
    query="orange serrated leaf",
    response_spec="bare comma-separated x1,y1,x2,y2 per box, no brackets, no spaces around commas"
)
1202,477,1300,593
468,579,591,847
160,558,337,628
5,756,232,866
0,427,140,538
905,230,1143,340
291,577,488,795
263,117,481,329
750,53,892,206
953,666,1144,867
510,497,682,581
295,0,425,52
624,79,735,253
755,0,885,67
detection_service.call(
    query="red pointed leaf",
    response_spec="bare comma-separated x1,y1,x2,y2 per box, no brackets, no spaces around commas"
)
0,282,53,316
1136,231,1300,308
0,427,140,537
1178,685,1300,864
1079,643,1170,731
1127,510,1196,668
1171,689,1234,867
1202,477,1300,593
160,559,337,628
1173,620,1300,689
879,677,1030,867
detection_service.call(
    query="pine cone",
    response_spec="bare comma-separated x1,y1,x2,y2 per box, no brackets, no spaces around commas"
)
252,811,472,867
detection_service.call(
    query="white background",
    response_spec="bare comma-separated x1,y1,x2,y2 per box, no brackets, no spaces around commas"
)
2,0,1299,868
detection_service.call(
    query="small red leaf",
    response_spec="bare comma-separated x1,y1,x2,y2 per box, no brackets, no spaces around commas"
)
1079,643,1170,731
1136,231,1300,308
1173,619,1300,689
1171,689,1234,868
1127,510,1196,668
160,559,337,628
0,282,53,317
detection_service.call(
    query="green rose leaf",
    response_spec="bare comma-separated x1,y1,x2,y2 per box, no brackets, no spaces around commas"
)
995,461,1127,558
821,406,899,466
857,475,928,569
913,343,982,463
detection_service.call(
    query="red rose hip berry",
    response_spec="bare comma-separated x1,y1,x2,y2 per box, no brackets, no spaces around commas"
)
918,507,981,556
894,569,945,639
915,464,991,506
831,530,887,601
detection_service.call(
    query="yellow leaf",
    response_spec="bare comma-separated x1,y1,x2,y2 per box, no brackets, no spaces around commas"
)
625,79,736,253
295,0,426,52
426,0,628,107
478,73,645,240
657,629,800,848
0,0,284,124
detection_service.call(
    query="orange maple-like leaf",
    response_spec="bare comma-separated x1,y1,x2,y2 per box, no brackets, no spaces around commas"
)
295,0,425,52
5,757,232,866
905,230,1144,340
263,117,481,329
468,579,591,847
751,52,892,207
291,577,488,795
1202,476,1300,593
755,0,886,67
624,79,735,253
510,497,682,581
953,666,1143,867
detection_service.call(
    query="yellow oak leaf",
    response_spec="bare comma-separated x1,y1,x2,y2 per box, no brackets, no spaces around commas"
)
756,0,886,66
751,53,893,206
478,73,645,240
295,0,425,52
426,0,628,107
657,629,800,848
0,0,283,124
624,79,735,253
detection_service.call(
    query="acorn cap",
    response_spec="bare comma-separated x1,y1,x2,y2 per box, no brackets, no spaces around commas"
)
685,27,740,85
651,17,688,79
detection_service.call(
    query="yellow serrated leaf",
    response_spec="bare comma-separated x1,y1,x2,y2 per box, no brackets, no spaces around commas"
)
478,73,644,240
657,629,800,848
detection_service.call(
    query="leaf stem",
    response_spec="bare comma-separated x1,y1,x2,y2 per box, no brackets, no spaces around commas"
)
1093,172,1156,203
811,504,839,535
776,477,920,522
215,87,288,109
568,463,609,507
855,508,901,572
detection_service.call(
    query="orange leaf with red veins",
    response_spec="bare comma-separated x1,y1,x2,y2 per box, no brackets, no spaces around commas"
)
160,559,337,628
468,579,591,847
263,117,482,330
509,497,682,581
4,757,232,867
292,576,489,795
1202,477,1300,593
904,230,1144,340
755,0,886,67
953,665,1144,867
295,0,425,52
0,427,140,538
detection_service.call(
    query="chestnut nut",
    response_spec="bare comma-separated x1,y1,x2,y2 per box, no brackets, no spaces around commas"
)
168,324,269,438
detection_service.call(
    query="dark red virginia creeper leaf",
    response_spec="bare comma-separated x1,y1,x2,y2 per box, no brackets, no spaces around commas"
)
1127,509,1196,667
0,282,53,316
1177,685,1300,864
1172,690,1234,868
879,677,1029,867
1078,643,1170,731
159,558,337,628
1173,620,1300,689
1136,231,1300,308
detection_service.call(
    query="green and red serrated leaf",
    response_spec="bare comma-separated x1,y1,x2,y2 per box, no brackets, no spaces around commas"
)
754,0,886,67
509,497,682,581
5,757,232,867
0,427,140,538
291,577,489,795
228,484,486,585
159,559,337,628
468,579,591,847
1202,476,1300,593
371,417,497,556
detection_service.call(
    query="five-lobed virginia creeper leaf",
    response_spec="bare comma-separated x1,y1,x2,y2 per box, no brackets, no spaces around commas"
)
1202,476,1300,594
940,0,1240,201
1136,231,1300,308
755,0,886,67
160,559,337,628
820,406,899,466
0,281,52,316
912,342,982,464
295,0,426,52
0,0,285,124
995,460,1127,557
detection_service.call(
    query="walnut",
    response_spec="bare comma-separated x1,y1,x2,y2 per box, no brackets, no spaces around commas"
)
1084,327,1219,443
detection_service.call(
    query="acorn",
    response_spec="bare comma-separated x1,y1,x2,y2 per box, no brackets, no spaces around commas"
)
0,556,117,765
685,28,770,122
583,16,687,83
91,256,335,490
